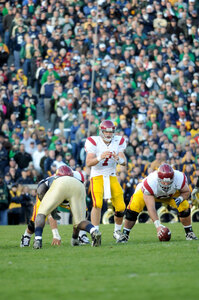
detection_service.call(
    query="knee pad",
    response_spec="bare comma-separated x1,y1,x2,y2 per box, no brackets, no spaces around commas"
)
126,209,139,221
35,213,46,228
28,220,35,233
178,208,190,218
115,211,124,218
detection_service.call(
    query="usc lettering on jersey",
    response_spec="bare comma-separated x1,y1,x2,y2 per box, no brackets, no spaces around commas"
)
141,170,187,199
85,135,126,178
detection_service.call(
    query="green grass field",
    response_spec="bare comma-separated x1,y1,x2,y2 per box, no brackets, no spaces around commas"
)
0,223,199,300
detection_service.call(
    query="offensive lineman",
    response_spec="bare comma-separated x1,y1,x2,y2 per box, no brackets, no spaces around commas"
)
85,120,127,242
118,163,198,242
20,166,90,247
33,165,101,249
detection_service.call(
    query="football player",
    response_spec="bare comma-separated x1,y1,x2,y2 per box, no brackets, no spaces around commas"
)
20,166,90,247
33,165,101,249
85,120,127,242
191,177,199,200
118,163,198,242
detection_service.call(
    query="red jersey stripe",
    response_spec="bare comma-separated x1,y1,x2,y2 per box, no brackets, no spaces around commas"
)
127,194,134,209
91,178,97,207
143,179,154,195
79,171,85,183
181,173,186,189
119,137,125,145
87,137,96,146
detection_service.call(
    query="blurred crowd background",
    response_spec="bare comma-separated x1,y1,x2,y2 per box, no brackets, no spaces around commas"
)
0,0,199,225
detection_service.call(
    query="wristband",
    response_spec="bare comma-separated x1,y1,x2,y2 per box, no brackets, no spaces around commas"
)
154,220,161,228
178,196,183,202
117,157,125,165
52,228,61,240
97,155,101,162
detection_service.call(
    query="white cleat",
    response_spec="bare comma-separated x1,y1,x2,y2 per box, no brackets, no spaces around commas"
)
79,234,90,245
20,235,31,247
186,232,198,240
91,230,101,247
113,230,122,240
71,238,80,246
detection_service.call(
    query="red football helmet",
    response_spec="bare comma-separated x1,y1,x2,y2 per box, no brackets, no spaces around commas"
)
157,164,174,192
99,120,116,143
56,165,73,177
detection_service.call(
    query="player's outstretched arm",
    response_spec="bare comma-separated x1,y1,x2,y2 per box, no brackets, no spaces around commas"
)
144,194,165,234
48,215,61,246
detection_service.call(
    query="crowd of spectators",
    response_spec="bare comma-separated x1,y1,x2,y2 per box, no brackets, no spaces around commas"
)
0,0,199,224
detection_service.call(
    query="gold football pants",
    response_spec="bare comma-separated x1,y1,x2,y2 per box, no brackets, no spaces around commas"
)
90,175,126,212
128,188,189,213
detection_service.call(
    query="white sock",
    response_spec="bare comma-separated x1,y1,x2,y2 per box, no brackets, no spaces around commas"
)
114,224,122,232
35,236,42,240
90,227,96,234
25,229,32,237
94,225,99,231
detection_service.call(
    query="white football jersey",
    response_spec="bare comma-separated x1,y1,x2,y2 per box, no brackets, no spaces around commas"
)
139,170,187,199
73,170,85,183
85,135,126,178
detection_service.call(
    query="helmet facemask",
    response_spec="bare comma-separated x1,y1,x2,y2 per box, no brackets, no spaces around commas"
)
158,177,173,192
100,128,115,143
99,120,116,143
157,163,174,192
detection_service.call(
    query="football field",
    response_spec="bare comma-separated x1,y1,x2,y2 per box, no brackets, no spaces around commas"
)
0,223,199,300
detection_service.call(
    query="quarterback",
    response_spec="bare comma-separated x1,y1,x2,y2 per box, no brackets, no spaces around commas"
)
85,120,127,241
20,166,90,247
33,165,101,249
118,163,198,242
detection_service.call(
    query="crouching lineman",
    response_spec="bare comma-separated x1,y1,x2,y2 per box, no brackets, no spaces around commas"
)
118,163,198,243
20,166,90,247
85,120,127,242
33,165,101,249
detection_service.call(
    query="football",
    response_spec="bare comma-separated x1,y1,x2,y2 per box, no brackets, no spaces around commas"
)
158,227,171,242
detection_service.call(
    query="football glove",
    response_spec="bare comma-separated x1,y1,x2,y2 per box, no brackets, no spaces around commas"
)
175,196,183,207
191,188,199,200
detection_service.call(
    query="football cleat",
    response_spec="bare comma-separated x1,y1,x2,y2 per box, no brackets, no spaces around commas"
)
91,229,101,247
71,238,80,246
78,234,90,245
116,233,129,244
113,230,122,240
186,232,198,240
20,235,31,247
33,239,42,249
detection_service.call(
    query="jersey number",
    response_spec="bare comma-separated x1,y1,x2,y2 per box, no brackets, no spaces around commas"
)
102,154,112,166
